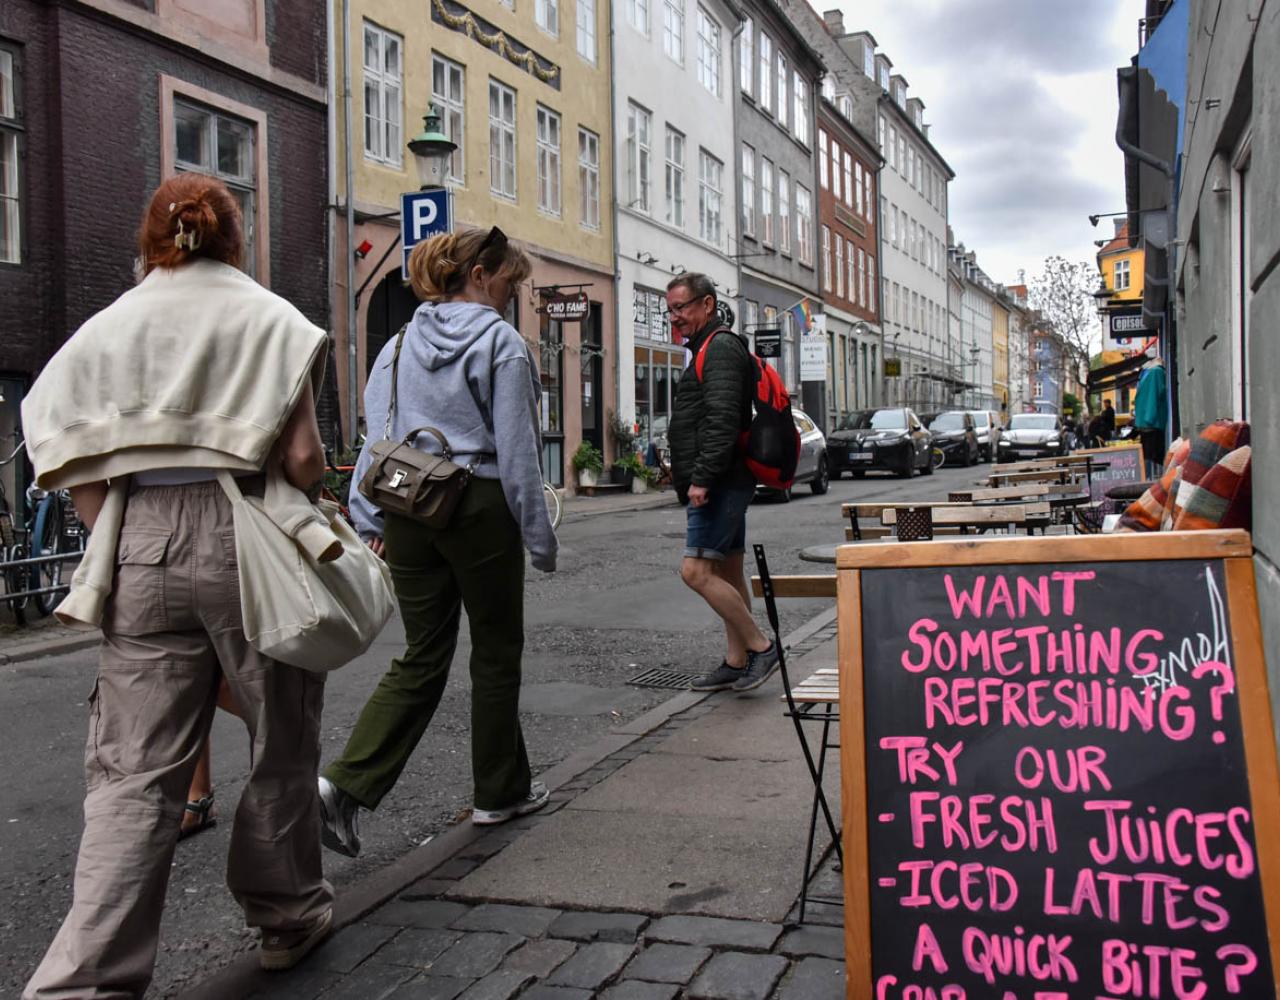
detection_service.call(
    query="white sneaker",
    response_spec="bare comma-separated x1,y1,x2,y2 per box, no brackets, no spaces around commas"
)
472,781,551,826
318,776,362,857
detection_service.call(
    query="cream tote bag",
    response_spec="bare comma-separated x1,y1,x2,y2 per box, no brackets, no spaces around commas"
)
217,470,395,671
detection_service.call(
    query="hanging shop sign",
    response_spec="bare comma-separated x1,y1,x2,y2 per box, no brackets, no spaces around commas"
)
754,328,782,359
538,291,590,322
884,357,903,378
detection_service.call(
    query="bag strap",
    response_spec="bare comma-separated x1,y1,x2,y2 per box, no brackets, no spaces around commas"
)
382,323,411,441
215,470,245,504
401,426,454,458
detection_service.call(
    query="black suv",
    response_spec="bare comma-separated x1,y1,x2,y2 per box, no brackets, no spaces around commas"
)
827,407,933,479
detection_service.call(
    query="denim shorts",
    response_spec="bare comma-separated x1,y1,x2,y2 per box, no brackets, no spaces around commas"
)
683,482,755,560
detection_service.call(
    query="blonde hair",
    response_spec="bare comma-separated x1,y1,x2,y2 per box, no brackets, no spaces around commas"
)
406,227,532,301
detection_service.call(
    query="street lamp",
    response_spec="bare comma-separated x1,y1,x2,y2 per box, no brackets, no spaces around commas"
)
408,105,458,190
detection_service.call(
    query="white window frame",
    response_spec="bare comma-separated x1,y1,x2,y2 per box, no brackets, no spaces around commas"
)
818,130,828,189
578,127,600,230
698,148,723,248
793,69,807,144
777,168,790,255
857,247,866,308
627,0,649,34
831,138,842,202
759,33,773,114
796,184,812,266
834,233,844,298
741,143,755,238
821,225,831,292
362,22,403,167
696,7,722,97
665,126,685,228
760,157,773,245
776,50,788,130
740,17,754,94
867,255,876,312
576,0,597,62
662,0,684,64
488,79,517,200
1113,257,1131,291
431,54,465,185
536,0,559,36
0,46,21,265
842,150,853,210
536,104,561,216
626,101,652,213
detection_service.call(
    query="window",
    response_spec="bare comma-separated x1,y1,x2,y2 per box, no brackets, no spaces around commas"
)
839,95,853,120
626,102,652,212
536,106,561,215
796,184,812,265
1114,258,1131,291
362,22,402,166
835,235,845,298
867,255,876,312
818,130,828,188
662,0,683,63
0,46,20,264
627,0,648,33
489,80,517,198
842,151,853,209
741,143,755,237
865,170,874,220
577,0,596,61
740,18,753,94
174,98,259,276
848,244,856,303
831,139,842,201
760,157,773,244
744,300,759,345
864,45,874,79
905,145,913,187
536,0,559,35
888,125,897,169
793,70,807,144
432,55,465,184
854,162,864,218
822,76,836,102
821,225,831,291
857,248,866,308
888,205,897,248
777,168,790,254
665,126,685,227
759,33,773,113
578,128,600,229
698,149,723,247
696,8,721,97
878,114,886,151
897,134,906,176
776,51,788,130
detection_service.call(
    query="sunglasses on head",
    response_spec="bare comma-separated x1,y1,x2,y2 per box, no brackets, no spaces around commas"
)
471,226,508,271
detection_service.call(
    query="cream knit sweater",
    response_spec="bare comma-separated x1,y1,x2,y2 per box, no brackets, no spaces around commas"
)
22,259,333,628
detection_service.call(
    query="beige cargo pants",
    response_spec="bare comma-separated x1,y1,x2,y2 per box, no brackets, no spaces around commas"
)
25,481,333,1000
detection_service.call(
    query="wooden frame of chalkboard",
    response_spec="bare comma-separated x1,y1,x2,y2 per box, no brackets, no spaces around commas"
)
835,529,1280,1000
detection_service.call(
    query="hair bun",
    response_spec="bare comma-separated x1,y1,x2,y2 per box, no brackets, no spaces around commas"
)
173,197,219,241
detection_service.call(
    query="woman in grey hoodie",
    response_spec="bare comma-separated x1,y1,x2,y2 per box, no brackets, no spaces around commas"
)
318,227,557,856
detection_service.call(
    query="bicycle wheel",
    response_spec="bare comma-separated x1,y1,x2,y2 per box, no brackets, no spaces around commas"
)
930,447,946,471
543,482,563,531
31,496,65,618
5,542,27,625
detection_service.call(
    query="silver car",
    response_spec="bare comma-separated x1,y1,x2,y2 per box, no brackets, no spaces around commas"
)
756,407,829,501
968,409,1003,462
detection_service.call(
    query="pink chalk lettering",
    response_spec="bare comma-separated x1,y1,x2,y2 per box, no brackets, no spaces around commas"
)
1217,944,1259,994
960,927,1077,986
903,618,939,673
944,574,986,620
1050,570,1095,615
912,922,948,973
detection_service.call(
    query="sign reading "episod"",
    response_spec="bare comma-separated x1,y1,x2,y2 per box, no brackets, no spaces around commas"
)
537,291,590,322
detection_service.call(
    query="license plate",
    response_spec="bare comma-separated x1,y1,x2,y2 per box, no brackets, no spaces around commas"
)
1016,450,1040,458
849,450,872,461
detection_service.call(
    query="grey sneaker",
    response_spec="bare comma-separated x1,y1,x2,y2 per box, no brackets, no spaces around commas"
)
260,907,333,970
733,642,780,691
473,781,551,826
690,661,745,692
318,776,362,858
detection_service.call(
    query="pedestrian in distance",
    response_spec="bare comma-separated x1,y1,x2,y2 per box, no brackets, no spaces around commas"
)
317,226,558,858
21,173,336,998
664,273,780,693
1099,398,1117,442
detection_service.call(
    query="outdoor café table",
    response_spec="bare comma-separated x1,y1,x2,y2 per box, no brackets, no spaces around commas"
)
800,543,841,564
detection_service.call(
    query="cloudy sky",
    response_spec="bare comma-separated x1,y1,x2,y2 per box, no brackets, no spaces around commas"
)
818,0,1146,286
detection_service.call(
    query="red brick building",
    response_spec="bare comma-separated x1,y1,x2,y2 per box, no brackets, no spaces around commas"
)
0,1,334,505
816,97,882,428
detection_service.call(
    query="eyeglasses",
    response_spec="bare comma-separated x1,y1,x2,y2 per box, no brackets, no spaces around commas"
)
664,297,709,317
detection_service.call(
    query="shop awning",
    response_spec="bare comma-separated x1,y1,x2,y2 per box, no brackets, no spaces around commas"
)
1087,353,1150,393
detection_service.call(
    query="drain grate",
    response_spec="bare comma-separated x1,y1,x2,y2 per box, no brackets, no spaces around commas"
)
626,667,701,689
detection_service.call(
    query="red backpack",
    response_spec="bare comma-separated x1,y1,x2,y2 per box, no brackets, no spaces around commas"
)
694,329,800,490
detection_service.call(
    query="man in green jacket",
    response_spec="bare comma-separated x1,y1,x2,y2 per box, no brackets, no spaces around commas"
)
665,273,779,692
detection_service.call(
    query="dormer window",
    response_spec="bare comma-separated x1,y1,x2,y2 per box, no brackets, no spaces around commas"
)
863,46,874,79
878,65,889,90
894,82,906,108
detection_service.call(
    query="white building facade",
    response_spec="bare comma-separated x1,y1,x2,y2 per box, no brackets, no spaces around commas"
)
612,0,742,451
950,245,998,410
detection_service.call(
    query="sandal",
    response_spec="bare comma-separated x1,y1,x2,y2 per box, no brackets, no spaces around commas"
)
179,794,217,840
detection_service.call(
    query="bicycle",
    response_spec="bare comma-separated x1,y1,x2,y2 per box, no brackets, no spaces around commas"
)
27,484,87,617
0,441,30,623
543,481,563,531
929,444,946,472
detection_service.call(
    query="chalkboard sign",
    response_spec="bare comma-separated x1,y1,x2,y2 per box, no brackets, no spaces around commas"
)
835,531,1280,1000
1077,443,1144,502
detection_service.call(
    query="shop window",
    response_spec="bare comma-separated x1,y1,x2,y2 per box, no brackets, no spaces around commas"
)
540,316,564,486
0,44,22,265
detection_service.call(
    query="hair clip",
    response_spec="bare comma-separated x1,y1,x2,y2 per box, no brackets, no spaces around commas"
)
174,219,202,252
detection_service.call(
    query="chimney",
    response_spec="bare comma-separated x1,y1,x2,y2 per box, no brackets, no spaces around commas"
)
823,9,845,34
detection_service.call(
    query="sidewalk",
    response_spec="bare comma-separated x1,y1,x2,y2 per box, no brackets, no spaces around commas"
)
183,608,845,1000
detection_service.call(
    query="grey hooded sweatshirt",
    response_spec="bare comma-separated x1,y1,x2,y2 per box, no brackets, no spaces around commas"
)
348,300,557,572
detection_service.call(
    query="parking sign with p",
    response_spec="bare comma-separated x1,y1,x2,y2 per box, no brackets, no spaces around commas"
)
401,190,452,279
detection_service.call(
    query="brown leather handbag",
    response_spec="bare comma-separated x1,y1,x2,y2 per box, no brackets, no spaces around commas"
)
357,328,475,530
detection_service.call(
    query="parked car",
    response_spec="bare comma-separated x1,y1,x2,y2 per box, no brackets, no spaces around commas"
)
756,407,829,501
928,411,980,466
997,413,1069,459
968,409,1003,462
827,407,933,479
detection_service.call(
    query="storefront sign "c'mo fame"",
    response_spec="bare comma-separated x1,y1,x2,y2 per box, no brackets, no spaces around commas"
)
539,291,590,322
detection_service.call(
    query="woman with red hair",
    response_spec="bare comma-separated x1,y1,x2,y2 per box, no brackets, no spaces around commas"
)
21,173,337,998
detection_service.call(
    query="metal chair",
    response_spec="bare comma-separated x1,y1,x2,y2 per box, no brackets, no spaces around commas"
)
753,543,842,924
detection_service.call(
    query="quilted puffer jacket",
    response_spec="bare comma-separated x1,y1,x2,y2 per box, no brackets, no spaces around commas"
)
668,321,755,499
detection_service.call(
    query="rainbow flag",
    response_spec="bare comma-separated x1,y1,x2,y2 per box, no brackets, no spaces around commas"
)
787,298,814,335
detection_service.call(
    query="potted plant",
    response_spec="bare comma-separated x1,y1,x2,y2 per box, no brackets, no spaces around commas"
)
615,452,656,494
607,410,640,486
571,441,604,488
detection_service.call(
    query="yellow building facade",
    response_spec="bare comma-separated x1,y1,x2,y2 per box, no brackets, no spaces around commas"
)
991,299,1009,415
330,0,616,486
